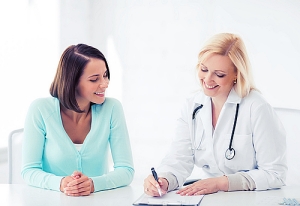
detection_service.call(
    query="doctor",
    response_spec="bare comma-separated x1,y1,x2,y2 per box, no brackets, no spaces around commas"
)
144,33,287,196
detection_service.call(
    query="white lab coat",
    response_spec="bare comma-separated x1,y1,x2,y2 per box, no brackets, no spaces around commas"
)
158,88,287,190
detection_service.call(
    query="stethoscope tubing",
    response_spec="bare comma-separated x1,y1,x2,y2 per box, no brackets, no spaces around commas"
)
228,104,239,150
191,103,240,160
191,104,203,153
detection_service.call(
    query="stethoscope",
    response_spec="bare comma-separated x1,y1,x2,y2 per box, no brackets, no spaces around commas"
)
191,103,240,160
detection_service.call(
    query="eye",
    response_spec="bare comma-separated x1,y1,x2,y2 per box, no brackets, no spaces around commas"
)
103,70,108,78
200,65,208,72
215,73,226,78
90,77,98,82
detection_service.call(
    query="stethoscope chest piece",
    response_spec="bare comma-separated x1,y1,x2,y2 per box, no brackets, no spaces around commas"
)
225,148,235,160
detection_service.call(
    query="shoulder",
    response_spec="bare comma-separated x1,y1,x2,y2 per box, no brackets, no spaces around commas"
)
95,97,122,108
92,98,126,121
184,90,208,109
104,97,122,106
30,96,57,106
241,90,275,115
93,97,124,112
185,90,207,104
28,97,58,116
177,91,209,117
29,97,58,110
242,90,270,107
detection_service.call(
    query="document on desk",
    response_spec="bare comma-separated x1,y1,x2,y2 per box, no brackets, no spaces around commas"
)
133,190,204,206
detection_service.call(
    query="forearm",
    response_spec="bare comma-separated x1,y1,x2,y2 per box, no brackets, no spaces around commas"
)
21,167,64,191
227,172,256,191
92,167,134,192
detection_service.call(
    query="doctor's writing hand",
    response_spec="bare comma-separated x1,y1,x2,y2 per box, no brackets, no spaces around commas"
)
144,175,168,197
60,171,94,196
177,176,228,196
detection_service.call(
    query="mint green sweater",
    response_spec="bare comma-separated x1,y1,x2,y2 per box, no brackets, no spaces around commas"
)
22,97,134,192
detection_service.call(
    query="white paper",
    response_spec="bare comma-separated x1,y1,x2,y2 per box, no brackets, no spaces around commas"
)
133,190,204,205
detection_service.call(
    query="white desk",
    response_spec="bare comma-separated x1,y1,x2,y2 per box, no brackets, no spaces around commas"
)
201,185,300,206
1,182,300,206
1,181,143,206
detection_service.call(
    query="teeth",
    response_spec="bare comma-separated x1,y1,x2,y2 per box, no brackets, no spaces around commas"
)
205,83,217,89
95,92,104,94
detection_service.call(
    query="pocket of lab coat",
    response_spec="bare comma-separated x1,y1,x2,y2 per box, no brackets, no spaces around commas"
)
224,134,255,171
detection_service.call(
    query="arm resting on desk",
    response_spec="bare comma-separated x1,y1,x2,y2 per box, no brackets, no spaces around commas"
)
227,173,256,191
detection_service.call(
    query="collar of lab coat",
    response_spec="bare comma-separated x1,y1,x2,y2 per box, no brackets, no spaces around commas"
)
193,87,242,106
225,88,242,105
192,88,242,139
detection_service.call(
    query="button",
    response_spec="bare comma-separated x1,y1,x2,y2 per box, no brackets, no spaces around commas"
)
203,165,210,169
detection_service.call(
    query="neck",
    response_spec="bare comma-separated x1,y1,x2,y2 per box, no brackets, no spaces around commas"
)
211,97,226,111
211,98,226,128
60,104,91,124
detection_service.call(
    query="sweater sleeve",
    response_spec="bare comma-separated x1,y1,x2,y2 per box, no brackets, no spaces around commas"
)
91,100,135,192
21,99,64,191
227,172,256,191
158,172,179,192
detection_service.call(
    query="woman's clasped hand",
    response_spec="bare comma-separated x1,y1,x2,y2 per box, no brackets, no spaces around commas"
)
60,171,94,196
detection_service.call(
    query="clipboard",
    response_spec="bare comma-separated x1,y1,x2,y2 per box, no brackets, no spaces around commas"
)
132,190,204,206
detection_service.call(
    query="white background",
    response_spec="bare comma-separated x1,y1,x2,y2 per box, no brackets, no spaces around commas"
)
0,0,300,182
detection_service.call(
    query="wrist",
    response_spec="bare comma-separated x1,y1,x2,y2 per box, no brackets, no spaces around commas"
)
60,177,65,192
218,176,229,192
162,178,169,191
89,178,95,193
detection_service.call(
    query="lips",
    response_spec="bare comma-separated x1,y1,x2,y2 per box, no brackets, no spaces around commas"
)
204,83,218,89
95,92,105,95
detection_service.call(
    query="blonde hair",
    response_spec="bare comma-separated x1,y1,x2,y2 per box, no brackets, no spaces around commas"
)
197,33,256,98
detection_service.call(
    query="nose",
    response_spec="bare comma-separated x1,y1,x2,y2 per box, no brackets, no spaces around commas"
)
99,79,109,88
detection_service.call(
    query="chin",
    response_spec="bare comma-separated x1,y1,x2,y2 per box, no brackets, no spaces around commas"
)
94,98,106,104
203,89,218,98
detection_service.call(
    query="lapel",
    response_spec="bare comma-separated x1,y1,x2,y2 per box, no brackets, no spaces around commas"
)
214,88,242,137
193,94,212,148
199,97,213,141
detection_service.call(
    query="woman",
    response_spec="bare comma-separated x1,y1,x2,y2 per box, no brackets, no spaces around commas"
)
144,33,287,196
22,44,134,196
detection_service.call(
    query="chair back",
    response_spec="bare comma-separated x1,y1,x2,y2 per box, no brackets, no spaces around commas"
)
274,107,300,186
8,128,26,184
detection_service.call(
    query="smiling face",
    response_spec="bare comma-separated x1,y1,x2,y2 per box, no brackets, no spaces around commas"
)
76,58,109,110
198,54,237,103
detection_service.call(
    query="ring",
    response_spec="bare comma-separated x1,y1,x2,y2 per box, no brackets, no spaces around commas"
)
145,188,148,192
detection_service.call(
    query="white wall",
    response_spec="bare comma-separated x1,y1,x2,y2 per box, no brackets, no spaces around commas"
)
89,0,300,180
1,0,300,182
0,0,60,147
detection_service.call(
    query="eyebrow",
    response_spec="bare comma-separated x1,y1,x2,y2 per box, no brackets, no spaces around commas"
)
214,70,227,74
88,74,100,78
87,70,108,78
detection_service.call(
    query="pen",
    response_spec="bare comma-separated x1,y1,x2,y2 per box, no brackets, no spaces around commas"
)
151,167,162,196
